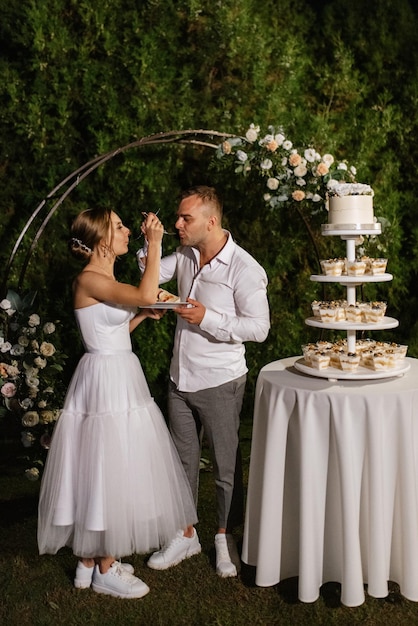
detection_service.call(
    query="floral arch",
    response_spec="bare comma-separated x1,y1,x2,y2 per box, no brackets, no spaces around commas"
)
3,124,360,294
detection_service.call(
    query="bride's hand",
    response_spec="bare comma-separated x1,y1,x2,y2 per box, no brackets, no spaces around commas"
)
142,212,164,243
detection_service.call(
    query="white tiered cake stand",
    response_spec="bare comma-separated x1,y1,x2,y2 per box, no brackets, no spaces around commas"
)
294,222,410,380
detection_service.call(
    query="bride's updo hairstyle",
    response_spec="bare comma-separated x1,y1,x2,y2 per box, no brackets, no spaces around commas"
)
69,208,113,261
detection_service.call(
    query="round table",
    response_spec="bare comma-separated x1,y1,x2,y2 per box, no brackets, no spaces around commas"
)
241,356,418,607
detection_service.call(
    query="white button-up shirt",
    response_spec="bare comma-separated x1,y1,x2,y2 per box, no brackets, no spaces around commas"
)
138,231,270,392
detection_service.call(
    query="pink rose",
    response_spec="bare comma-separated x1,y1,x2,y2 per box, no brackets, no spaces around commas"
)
316,162,329,176
292,190,306,202
1,382,17,398
289,153,302,167
265,140,278,152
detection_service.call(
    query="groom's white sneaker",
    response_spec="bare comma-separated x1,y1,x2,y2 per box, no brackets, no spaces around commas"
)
215,533,241,578
147,528,201,570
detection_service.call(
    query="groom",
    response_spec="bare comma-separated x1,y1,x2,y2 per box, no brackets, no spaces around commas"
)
138,185,270,576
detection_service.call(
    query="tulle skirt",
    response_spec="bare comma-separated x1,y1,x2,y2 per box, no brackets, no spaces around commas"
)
37,351,197,558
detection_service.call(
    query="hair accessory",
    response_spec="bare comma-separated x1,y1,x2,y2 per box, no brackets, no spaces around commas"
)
71,237,92,254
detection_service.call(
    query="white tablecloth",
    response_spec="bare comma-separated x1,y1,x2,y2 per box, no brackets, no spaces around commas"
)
242,356,418,607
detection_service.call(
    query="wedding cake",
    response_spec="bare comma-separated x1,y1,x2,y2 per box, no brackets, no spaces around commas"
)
327,183,374,226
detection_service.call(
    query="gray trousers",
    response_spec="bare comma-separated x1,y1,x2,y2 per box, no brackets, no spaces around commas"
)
168,374,247,531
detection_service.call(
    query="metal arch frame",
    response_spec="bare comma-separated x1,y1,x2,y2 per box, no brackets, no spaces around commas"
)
3,129,239,294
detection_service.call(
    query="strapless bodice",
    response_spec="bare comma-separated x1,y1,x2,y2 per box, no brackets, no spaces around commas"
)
74,302,136,354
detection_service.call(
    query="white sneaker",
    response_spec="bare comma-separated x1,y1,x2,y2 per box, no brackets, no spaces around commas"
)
147,528,201,570
92,562,150,599
74,560,134,589
215,533,241,578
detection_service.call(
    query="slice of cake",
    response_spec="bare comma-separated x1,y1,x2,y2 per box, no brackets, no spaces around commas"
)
310,351,330,369
345,304,362,323
339,352,361,372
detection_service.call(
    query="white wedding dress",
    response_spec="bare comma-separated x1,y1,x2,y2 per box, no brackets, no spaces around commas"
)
38,302,197,558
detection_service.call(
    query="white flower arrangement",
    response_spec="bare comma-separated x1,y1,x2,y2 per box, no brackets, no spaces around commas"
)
0,289,66,479
327,182,374,197
216,123,359,212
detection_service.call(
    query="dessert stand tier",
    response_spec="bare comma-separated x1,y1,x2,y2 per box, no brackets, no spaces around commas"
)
294,357,411,381
305,316,399,331
310,273,392,285
321,223,381,236
300,223,407,380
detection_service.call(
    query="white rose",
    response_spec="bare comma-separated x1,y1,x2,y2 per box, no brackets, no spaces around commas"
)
236,150,248,162
274,133,285,146
327,179,339,190
43,322,56,335
322,153,334,167
40,410,55,424
260,159,273,170
0,299,12,310
25,467,40,481
21,431,36,448
10,344,25,356
28,314,41,327
34,356,47,369
40,341,56,357
337,162,348,171
26,376,40,389
282,140,293,150
267,177,279,190
294,164,308,177
0,341,12,353
245,128,259,143
18,335,30,347
304,148,317,163
22,411,40,427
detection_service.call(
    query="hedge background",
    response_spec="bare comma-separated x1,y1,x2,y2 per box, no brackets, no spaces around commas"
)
1,0,418,412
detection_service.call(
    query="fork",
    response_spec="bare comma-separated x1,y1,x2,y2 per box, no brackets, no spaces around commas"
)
141,210,176,236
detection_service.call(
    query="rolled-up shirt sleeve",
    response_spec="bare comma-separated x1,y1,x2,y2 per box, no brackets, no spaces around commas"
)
199,264,270,344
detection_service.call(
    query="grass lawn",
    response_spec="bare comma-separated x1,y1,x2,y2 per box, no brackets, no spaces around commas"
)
1,421,418,626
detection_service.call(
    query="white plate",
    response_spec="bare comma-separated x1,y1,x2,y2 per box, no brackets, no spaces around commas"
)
294,357,411,381
140,302,191,309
